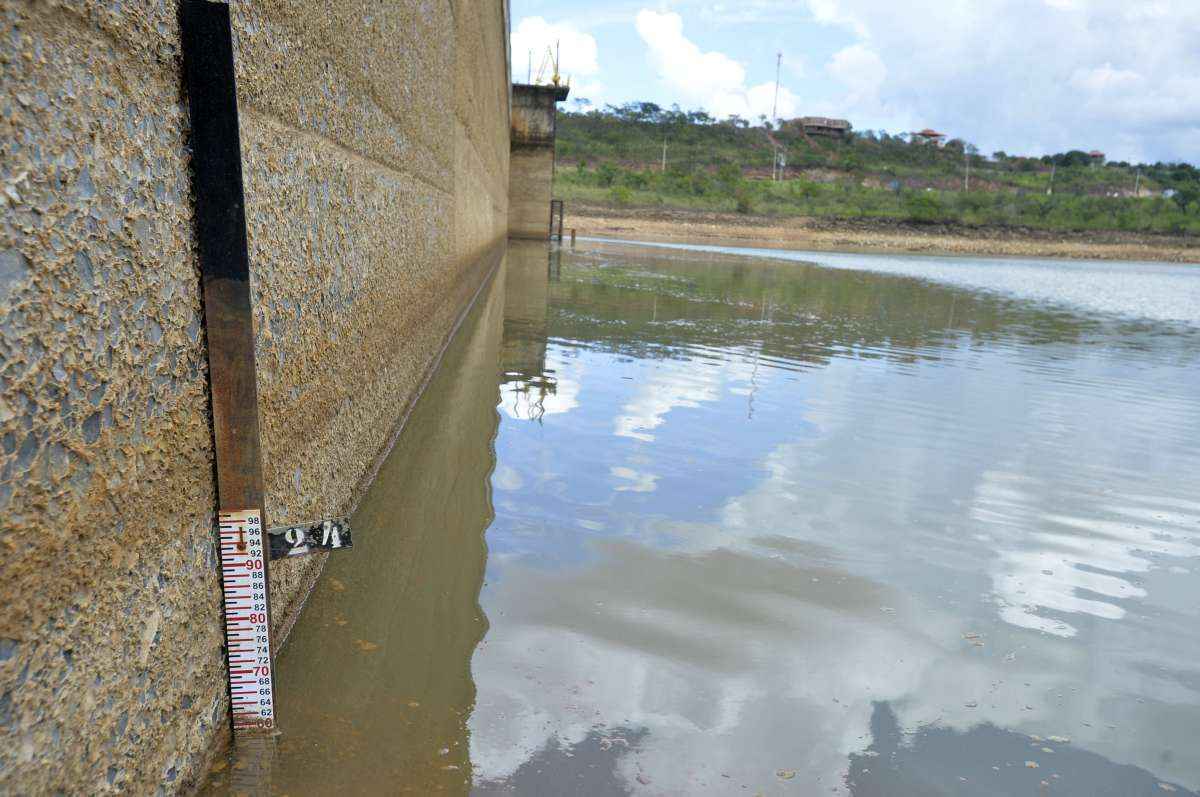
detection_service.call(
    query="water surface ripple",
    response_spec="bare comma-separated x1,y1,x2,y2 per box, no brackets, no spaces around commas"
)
230,240,1200,796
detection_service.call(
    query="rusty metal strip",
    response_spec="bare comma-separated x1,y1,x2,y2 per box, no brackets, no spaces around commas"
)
180,0,277,740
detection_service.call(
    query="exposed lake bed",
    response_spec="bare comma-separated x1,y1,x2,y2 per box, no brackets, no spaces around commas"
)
207,239,1200,795
568,205,1200,265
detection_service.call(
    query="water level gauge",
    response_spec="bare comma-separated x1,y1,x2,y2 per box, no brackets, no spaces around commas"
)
218,509,275,733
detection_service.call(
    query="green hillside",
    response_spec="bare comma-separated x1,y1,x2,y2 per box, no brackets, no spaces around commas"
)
554,102,1200,235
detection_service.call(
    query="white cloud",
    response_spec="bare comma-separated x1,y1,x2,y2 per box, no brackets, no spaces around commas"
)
804,0,869,35
794,0,1200,161
529,1,1199,161
634,9,798,120
511,17,604,105
1069,63,1142,94
826,43,885,102
698,0,814,25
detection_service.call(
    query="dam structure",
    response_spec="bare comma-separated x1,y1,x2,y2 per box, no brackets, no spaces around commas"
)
508,82,571,239
0,1,563,792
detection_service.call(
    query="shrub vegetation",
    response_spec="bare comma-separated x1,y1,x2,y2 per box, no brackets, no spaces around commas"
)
554,101,1200,235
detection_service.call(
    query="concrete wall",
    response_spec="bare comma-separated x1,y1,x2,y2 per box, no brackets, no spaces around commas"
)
0,1,510,793
508,83,567,239
508,147,556,240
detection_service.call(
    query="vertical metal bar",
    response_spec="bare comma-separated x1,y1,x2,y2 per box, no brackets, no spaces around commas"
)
180,0,277,738
549,199,564,242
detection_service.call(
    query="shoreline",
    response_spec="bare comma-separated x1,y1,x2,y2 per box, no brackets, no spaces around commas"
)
563,204,1200,263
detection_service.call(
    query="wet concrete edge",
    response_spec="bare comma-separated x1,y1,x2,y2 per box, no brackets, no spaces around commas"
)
185,240,508,793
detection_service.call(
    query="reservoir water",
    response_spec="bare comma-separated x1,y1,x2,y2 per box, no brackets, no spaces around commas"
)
206,240,1200,795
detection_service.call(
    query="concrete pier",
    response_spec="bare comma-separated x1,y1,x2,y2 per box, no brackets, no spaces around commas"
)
508,83,570,240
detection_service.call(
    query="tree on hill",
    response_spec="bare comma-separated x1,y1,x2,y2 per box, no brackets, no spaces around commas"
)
550,100,1200,234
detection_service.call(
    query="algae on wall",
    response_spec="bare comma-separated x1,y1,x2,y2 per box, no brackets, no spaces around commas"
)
0,1,511,792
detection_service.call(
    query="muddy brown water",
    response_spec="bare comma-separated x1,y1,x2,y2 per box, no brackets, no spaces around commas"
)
203,240,1200,796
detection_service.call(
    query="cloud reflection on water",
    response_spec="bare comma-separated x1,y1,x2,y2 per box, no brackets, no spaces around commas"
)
472,242,1200,794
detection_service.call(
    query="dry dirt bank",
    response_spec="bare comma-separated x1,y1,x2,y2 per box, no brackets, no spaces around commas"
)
564,204,1200,263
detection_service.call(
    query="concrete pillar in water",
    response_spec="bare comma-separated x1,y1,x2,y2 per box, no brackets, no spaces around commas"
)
508,83,569,240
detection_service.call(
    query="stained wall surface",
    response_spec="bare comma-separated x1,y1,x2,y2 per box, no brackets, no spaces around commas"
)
508,83,567,240
508,147,556,240
0,1,511,793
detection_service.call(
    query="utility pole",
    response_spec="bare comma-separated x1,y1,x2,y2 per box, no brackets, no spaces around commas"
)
771,52,782,123
1134,168,1142,197
772,52,782,182
964,148,970,192
661,135,667,172
1047,163,1056,196
527,49,532,83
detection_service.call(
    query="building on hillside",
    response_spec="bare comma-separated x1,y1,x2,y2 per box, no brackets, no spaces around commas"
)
795,116,852,139
913,128,947,146
1088,150,1106,165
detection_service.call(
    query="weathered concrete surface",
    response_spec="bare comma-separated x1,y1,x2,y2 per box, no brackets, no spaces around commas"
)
216,252,507,796
0,1,510,793
509,147,557,241
508,83,568,239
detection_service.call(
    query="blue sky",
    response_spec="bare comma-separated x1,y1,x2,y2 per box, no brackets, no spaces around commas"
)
511,0,1200,164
